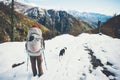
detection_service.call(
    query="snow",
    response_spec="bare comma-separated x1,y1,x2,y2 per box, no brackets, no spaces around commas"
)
0,33,120,80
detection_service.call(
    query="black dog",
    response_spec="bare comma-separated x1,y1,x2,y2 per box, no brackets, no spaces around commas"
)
59,47,67,56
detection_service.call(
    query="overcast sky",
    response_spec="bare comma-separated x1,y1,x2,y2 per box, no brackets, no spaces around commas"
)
1,0,120,16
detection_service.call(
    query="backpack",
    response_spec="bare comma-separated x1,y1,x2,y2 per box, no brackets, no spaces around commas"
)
25,27,44,56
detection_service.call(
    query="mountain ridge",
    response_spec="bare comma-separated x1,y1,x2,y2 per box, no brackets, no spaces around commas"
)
67,10,111,28
14,1,92,36
14,1,111,29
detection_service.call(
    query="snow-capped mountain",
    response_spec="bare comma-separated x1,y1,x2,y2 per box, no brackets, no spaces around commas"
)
0,33,120,80
0,0,112,29
14,1,32,14
14,2,92,36
68,10,112,28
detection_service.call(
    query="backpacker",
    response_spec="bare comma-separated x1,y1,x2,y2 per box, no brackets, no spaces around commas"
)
26,27,44,56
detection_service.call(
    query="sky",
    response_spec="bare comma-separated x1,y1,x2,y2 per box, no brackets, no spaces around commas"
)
0,0,119,15
16,0,120,16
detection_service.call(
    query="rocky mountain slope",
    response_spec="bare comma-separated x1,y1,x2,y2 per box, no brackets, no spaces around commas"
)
0,2,51,43
101,15,120,38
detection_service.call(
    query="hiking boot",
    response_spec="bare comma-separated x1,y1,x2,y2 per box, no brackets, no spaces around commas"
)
31,76,38,80
38,73,43,77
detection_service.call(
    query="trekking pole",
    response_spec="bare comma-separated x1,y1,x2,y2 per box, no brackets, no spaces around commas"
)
43,51,48,70
27,56,29,71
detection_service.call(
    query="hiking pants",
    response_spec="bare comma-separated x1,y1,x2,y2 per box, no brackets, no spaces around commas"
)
30,55,43,76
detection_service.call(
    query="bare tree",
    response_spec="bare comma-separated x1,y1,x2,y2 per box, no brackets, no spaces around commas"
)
98,19,101,33
4,0,15,41
11,0,14,41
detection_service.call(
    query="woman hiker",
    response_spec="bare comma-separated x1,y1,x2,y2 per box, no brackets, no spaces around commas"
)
25,25,45,79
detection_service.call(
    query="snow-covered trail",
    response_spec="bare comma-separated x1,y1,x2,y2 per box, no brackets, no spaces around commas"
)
0,33,120,80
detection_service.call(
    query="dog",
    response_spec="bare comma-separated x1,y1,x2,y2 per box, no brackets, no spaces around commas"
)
59,47,67,62
59,47,67,56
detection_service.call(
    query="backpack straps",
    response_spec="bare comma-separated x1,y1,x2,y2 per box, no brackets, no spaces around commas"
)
41,38,45,49
28,33,41,41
